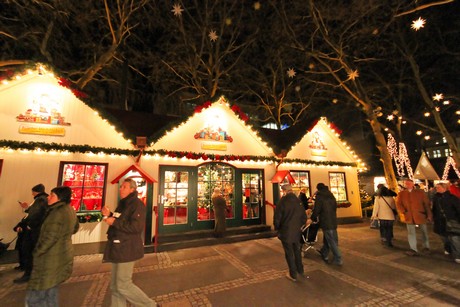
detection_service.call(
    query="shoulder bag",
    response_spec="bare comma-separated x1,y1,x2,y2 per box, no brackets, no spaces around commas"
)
379,196,398,218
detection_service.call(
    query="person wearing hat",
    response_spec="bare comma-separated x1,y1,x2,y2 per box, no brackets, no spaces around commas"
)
13,183,48,283
307,183,343,265
212,187,227,237
274,184,307,282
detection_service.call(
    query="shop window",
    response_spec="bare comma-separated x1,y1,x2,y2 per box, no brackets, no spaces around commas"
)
290,171,311,198
328,172,347,201
163,171,189,225
58,162,108,213
197,163,235,221
242,172,262,219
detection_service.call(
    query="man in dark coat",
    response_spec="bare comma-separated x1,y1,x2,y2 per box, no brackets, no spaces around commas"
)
432,182,460,263
274,184,307,282
308,183,343,265
13,183,48,283
102,178,156,306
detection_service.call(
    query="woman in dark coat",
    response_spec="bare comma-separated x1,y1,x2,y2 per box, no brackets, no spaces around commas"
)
432,183,460,263
212,188,227,237
26,186,79,306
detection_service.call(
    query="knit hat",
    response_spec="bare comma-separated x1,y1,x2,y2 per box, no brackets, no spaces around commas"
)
316,183,327,191
32,183,45,193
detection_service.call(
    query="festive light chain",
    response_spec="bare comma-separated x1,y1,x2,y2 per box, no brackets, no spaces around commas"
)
386,133,414,179
398,143,414,179
442,156,460,180
0,140,358,168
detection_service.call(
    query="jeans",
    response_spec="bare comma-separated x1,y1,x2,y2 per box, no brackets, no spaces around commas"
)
379,220,394,245
406,223,430,252
111,261,156,307
25,286,58,306
281,241,303,279
321,229,342,264
448,235,460,260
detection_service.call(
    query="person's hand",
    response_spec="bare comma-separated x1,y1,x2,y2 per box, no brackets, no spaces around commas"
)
101,206,110,217
16,227,23,233
19,202,28,209
306,218,312,226
104,217,115,226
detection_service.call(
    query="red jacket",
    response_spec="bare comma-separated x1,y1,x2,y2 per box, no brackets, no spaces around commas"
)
396,189,432,224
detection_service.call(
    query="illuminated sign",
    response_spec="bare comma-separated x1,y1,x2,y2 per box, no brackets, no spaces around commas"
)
16,93,71,126
19,125,66,136
309,130,327,157
201,142,227,151
194,108,233,143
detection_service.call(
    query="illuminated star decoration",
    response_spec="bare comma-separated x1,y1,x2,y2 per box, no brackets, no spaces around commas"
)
208,30,218,42
287,68,296,78
171,3,184,17
411,17,426,31
432,93,443,101
387,114,394,121
254,2,261,10
347,69,359,80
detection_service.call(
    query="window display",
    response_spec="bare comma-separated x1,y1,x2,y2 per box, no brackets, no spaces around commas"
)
329,172,347,201
197,163,235,221
242,172,262,219
59,162,108,212
162,171,189,225
291,171,311,198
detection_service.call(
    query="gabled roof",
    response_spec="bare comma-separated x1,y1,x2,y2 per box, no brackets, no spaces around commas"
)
110,164,157,184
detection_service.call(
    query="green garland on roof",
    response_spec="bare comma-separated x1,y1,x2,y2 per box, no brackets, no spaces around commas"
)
0,140,357,167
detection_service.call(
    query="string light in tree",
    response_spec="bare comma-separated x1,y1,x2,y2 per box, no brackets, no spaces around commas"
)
171,3,184,16
398,142,414,179
287,68,296,78
442,156,460,180
387,133,413,179
411,17,426,31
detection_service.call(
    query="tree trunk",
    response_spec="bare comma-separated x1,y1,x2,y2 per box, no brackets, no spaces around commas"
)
367,110,399,192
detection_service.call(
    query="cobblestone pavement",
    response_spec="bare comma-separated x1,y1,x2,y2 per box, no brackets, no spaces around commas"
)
1,222,459,306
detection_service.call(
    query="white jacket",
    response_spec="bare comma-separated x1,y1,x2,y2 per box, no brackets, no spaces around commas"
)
372,196,396,220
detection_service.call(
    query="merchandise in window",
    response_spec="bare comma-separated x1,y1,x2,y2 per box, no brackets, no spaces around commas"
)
328,172,347,202
59,162,108,217
197,163,235,221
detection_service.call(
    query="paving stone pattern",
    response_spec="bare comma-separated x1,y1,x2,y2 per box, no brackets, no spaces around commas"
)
0,222,459,306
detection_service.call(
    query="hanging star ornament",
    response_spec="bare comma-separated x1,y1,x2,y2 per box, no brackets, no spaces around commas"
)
432,93,443,101
387,114,394,121
287,68,296,78
347,70,359,80
208,30,218,42
411,17,426,31
171,4,184,17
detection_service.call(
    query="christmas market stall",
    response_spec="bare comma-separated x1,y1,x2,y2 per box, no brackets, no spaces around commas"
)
0,64,152,252
149,97,278,235
270,118,366,222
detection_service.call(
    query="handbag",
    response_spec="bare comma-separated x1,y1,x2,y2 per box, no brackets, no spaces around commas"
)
370,219,379,229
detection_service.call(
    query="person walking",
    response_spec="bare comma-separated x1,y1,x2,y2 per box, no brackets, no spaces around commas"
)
308,183,343,265
25,186,79,306
274,184,307,282
371,185,397,247
396,179,433,256
432,182,460,263
212,187,227,238
102,178,156,307
13,183,48,283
